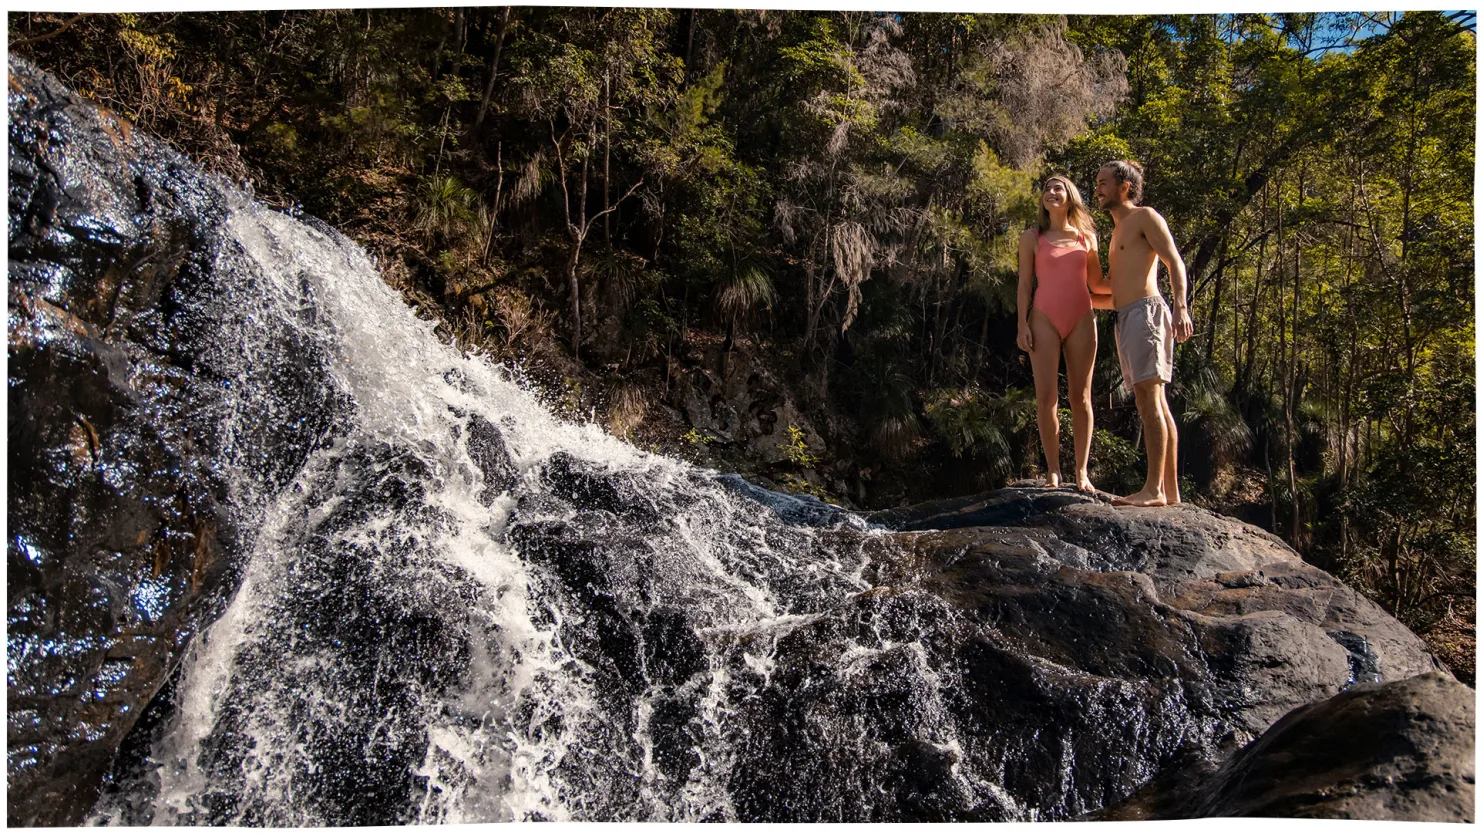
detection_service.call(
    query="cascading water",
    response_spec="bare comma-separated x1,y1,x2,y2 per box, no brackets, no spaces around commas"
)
85,192,955,824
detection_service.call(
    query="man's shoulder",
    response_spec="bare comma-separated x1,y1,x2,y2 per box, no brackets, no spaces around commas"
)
1128,205,1165,225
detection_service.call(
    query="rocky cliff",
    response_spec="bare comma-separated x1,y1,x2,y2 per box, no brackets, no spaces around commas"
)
8,56,347,824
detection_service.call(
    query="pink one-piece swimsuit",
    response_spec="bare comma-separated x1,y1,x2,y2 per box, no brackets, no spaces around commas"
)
1032,229,1092,340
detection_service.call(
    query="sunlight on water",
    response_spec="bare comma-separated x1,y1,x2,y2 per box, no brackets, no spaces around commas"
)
89,193,889,824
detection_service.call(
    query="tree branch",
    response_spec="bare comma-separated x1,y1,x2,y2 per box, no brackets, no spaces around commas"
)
583,176,645,232
12,13,83,49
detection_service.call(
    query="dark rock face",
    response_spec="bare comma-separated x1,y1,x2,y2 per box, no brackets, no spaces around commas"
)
1097,671,1475,821
490,478,1459,821
696,489,1448,820
7,57,346,825
873,490,1440,733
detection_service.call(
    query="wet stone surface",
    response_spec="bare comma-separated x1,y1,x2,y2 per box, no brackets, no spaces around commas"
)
1096,671,1476,821
693,488,1449,820
8,57,348,825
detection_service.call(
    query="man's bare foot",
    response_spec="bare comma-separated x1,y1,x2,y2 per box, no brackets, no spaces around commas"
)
1074,473,1094,492
1112,489,1167,507
1045,472,1062,488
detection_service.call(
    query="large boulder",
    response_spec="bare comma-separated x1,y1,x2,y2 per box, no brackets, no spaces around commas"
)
488,477,1460,822
694,488,1449,820
872,489,1441,734
1096,671,1474,821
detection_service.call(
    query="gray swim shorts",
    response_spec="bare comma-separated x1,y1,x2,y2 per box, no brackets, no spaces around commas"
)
1115,295,1174,392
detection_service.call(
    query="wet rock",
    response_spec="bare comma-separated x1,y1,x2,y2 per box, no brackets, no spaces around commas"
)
873,488,1438,732
709,487,1451,821
669,345,825,464
116,441,482,826
8,57,346,825
1097,672,1475,821
541,451,661,521
461,410,517,502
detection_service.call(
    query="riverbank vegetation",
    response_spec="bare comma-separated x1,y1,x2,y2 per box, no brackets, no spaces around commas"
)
11,9,1473,679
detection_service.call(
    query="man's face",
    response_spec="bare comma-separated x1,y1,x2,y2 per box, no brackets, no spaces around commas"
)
1095,168,1123,209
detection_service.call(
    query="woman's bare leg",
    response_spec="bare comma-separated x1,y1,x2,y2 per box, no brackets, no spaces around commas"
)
1062,310,1097,491
1027,309,1064,487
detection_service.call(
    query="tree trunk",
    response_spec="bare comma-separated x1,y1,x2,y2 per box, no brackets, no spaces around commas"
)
569,131,594,352
1234,184,1269,407
433,105,451,177
685,9,696,81
567,243,585,353
1274,175,1289,540
603,73,612,247
1204,235,1228,365
1286,167,1304,551
474,7,512,131
449,9,467,80
483,141,503,266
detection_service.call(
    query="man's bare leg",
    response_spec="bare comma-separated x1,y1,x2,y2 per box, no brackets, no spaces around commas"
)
1113,379,1169,507
1062,311,1097,492
1160,390,1180,505
1027,309,1063,487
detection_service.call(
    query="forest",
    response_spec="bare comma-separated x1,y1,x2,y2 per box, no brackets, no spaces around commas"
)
10,9,1475,679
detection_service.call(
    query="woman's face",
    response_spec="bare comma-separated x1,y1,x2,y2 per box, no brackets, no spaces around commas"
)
1042,179,1069,210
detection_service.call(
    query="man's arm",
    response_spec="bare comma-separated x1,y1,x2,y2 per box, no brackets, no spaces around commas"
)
1143,210,1193,342
1085,231,1114,309
1086,232,1112,295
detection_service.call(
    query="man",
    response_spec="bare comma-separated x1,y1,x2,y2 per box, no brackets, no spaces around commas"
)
1091,160,1194,507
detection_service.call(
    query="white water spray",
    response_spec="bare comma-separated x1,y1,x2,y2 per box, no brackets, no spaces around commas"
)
90,196,882,824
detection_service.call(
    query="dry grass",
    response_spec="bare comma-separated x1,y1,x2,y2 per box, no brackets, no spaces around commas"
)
1423,597,1476,687
493,288,555,349
607,381,650,438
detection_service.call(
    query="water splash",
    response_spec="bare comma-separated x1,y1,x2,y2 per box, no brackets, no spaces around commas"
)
89,196,886,824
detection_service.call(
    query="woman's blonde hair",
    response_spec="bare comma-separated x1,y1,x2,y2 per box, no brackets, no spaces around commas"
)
1036,175,1096,240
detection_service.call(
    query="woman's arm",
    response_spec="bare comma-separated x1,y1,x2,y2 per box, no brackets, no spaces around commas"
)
1016,229,1036,352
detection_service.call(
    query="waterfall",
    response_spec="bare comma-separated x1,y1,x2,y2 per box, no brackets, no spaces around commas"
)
88,197,907,824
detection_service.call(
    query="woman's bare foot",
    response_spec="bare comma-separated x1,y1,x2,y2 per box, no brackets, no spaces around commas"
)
1112,489,1167,507
1045,472,1062,488
1074,472,1094,492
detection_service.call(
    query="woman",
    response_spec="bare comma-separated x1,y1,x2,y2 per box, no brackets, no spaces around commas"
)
1015,175,1108,491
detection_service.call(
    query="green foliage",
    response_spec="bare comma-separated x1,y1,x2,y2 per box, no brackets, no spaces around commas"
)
779,472,832,502
922,385,1037,483
715,263,776,333
1089,429,1143,495
782,424,819,468
413,174,477,245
